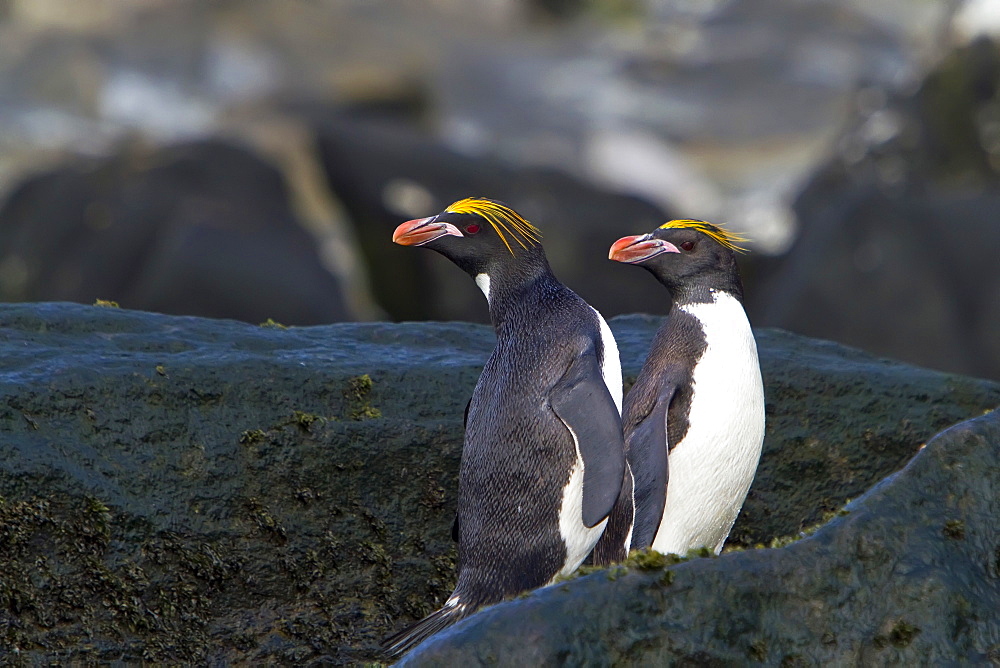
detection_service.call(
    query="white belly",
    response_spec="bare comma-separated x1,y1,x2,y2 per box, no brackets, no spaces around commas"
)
555,306,623,575
555,457,608,578
651,292,765,556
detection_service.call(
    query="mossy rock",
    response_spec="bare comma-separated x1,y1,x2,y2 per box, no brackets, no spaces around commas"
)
402,409,1000,665
0,303,998,663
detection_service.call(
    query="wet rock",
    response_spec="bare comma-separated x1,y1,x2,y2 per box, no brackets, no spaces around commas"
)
753,38,1000,381
0,302,478,663
0,139,351,325
402,408,1000,665
0,303,997,663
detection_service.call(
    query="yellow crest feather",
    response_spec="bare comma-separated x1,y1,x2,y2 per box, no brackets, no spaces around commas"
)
658,219,750,253
444,197,542,255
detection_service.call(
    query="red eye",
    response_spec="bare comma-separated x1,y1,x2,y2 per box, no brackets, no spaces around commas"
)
680,240,695,251
465,224,480,234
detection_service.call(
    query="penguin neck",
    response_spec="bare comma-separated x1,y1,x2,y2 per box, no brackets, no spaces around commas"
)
668,285,743,313
478,251,555,329
665,275,744,307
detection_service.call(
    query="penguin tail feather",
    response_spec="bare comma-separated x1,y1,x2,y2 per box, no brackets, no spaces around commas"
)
381,598,473,658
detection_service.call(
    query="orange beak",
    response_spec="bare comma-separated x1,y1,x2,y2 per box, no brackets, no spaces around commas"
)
609,234,679,264
392,217,463,246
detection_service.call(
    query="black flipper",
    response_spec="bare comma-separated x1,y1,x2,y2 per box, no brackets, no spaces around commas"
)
589,461,635,565
550,352,625,528
451,399,472,544
628,383,675,550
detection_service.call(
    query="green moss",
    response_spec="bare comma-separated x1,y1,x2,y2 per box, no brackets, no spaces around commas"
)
81,496,112,544
889,620,921,648
625,548,670,570
552,563,605,584
689,546,714,559
352,406,381,420
0,310,507,662
873,620,919,651
360,540,392,570
86,497,109,514
93,299,120,308
261,410,335,434
943,519,966,540
239,428,267,445
0,494,237,661
605,564,628,581
259,318,287,329
345,374,382,420
245,497,287,544
767,533,804,549
292,410,324,431
748,638,768,661
755,505,853,550
418,476,448,510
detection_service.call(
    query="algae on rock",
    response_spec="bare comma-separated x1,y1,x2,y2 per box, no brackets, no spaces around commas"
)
0,304,998,663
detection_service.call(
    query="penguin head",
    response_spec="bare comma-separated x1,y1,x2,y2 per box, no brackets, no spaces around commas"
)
609,219,747,300
392,197,544,278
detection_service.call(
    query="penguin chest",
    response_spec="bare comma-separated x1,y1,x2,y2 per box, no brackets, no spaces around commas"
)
590,305,623,414
652,292,765,555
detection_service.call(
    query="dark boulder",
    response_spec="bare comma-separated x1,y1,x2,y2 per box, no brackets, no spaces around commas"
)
0,139,350,325
0,302,997,663
752,38,1000,381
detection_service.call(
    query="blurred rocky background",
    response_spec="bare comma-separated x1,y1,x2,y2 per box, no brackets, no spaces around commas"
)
0,0,998,379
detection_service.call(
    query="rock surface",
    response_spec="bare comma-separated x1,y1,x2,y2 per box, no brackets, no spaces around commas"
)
403,408,1000,665
0,302,998,663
